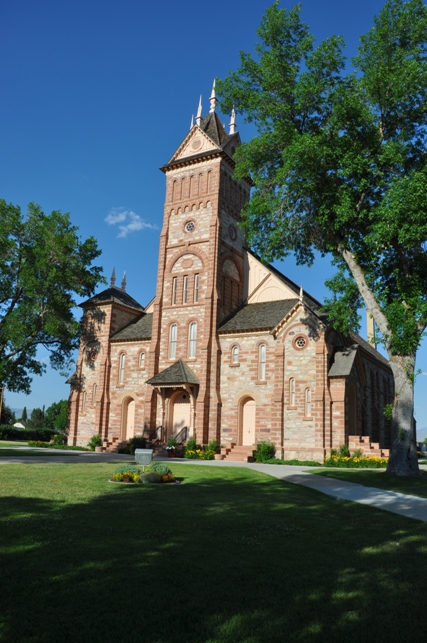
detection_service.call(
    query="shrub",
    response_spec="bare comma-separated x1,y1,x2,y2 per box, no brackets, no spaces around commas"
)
186,438,197,451
265,458,322,466
118,436,147,454
323,455,388,468
87,434,102,451
111,464,142,483
255,440,276,463
0,426,56,442
51,433,67,445
338,444,350,457
148,462,172,475
141,471,162,484
28,441,88,451
208,439,218,453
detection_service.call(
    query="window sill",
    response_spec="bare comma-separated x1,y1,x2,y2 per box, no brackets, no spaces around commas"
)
229,363,240,367
303,416,313,421
256,380,267,385
287,406,297,410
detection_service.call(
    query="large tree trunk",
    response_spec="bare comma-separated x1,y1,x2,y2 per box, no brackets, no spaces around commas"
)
386,355,420,476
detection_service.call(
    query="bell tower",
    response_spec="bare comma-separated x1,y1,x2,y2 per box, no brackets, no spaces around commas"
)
144,82,251,443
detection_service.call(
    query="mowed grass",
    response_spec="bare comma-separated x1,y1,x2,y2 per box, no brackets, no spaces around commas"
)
1,463,427,643
0,441,29,447
311,468,427,499
0,449,79,457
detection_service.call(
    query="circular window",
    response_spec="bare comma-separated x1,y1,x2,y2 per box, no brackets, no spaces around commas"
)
228,225,237,241
293,335,308,350
185,221,195,232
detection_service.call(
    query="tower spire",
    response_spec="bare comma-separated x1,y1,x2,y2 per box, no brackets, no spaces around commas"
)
299,285,303,302
229,106,236,134
196,95,202,126
110,267,116,287
121,271,127,292
209,79,217,113
190,114,194,130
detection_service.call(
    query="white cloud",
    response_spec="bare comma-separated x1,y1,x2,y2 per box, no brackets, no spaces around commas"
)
104,208,157,237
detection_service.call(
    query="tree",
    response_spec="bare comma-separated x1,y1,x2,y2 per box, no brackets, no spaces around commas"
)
21,406,27,424
44,400,68,432
218,0,427,475
27,407,45,430
0,200,104,394
0,395,15,425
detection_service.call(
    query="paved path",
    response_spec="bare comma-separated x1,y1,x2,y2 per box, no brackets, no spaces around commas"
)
2,448,427,523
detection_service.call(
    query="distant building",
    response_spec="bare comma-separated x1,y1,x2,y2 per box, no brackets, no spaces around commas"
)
68,84,393,460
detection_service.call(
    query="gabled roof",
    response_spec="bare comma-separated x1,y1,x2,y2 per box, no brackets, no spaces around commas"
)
199,112,237,150
146,359,199,386
328,346,358,377
348,331,390,367
80,286,144,312
219,299,300,333
111,313,153,342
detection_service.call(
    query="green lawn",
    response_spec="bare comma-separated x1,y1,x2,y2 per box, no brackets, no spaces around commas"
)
1,462,427,643
311,468,427,499
0,449,78,457
0,441,29,447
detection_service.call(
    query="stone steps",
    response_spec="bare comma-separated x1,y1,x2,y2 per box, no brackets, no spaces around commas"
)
348,435,389,458
221,443,255,462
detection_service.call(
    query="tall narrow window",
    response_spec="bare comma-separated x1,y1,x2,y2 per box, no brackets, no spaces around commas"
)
305,388,312,417
140,352,145,369
258,344,266,381
290,378,295,406
169,324,177,359
232,345,239,363
119,353,126,384
82,391,87,413
230,281,233,308
172,277,177,305
207,171,211,193
93,384,97,405
188,322,197,358
194,274,199,303
183,275,188,304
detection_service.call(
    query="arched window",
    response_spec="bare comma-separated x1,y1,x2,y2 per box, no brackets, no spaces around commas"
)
258,344,266,381
194,274,199,303
139,352,145,369
93,384,97,405
305,388,312,417
119,353,126,384
172,277,178,305
169,324,177,359
183,275,188,304
290,378,295,406
188,322,197,358
232,345,239,364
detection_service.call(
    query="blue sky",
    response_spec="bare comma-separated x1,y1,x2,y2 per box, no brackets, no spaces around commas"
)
2,0,427,427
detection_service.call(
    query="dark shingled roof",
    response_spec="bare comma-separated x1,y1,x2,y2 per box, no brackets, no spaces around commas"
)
111,313,153,342
328,346,358,377
348,330,390,367
80,286,144,312
219,299,299,333
200,112,237,150
146,359,199,386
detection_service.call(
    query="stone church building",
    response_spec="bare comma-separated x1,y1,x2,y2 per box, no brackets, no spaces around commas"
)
68,86,393,460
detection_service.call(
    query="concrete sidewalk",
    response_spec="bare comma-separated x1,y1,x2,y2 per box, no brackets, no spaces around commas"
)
1,449,427,523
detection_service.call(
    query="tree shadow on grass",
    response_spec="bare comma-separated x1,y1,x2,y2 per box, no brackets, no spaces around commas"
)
1,468,427,642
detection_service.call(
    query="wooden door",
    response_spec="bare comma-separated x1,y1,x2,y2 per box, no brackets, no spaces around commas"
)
242,399,256,446
172,394,191,436
125,399,135,440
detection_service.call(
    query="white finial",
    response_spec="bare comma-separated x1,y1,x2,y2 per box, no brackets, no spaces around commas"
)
110,268,116,287
196,95,202,126
209,79,217,113
229,106,236,134
299,285,303,302
121,271,127,291
190,114,194,130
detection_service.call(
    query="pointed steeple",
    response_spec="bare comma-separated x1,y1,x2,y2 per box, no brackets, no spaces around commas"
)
110,268,116,287
196,95,202,126
229,106,236,134
121,271,127,292
190,114,194,130
209,79,217,113
299,285,303,302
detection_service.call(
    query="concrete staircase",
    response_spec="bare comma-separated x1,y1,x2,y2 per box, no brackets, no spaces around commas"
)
348,435,389,458
102,437,127,453
220,443,255,462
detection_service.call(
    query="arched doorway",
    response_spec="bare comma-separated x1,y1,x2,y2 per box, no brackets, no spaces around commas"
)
171,391,191,439
240,397,256,446
122,397,135,441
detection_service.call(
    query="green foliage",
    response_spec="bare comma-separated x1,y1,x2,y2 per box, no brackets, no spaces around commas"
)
167,436,177,448
28,441,88,451
186,438,197,451
21,407,27,423
338,444,350,458
0,426,55,442
148,463,172,475
0,397,15,425
51,433,66,445
141,471,162,484
383,404,394,421
118,436,146,454
87,433,102,451
208,439,218,453
265,458,322,466
0,200,103,393
113,465,142,475
44,400,68,432
218,0,427,361
26,407,45,430
324,455,388,468
352,449,363,458
255,440,276,463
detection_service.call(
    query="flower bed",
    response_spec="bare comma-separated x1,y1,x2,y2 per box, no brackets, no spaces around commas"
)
323,455,388,468
110,463,177,484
